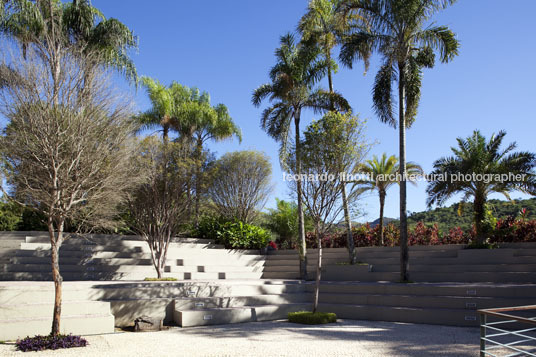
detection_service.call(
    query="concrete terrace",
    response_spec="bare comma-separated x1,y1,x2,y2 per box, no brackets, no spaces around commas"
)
0,320,480,357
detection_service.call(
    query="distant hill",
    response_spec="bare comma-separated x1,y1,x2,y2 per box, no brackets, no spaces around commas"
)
368,217,398,228
407,198,536,233
362,198,536,233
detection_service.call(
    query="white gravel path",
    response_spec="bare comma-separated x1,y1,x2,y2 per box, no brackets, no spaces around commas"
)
0,320,479,357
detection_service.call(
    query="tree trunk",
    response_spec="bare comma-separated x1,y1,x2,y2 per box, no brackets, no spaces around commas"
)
379,190,386,246
48,223,63,336
312,224,322,313
398,62,409,282
474,194,486,245
341,183,356,264
295,111,307,280
194,137,203,226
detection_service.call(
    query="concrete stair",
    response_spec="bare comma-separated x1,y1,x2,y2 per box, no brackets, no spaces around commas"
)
0,231,266,282
315,281,536,327
263,245,536,284
0,282,114,341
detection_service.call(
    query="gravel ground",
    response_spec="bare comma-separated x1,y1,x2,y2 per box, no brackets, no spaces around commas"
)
0,320,479,357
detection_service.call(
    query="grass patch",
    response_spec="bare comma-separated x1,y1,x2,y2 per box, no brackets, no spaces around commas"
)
143,277,177,281
465,242,499,249
16,334,87,352
288,311,337,325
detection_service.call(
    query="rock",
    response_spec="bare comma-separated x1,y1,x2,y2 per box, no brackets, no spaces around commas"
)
134,316,163,332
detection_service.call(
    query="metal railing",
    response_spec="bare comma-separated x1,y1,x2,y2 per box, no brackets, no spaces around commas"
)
479,305,536,357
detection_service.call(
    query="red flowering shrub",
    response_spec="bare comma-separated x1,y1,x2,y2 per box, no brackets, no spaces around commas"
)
300,219,536,248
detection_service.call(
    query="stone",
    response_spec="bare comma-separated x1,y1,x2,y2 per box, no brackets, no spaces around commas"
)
134,316,163,332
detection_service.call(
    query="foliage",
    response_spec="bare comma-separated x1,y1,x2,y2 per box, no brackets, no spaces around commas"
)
16,334,87,352
1,0,138,83
264,199,314,249
0,200,22,231
194,216,270,249
208,150,273,223
288,311,337,324
427,130,536,244
408,198,536,233
357,153,422,244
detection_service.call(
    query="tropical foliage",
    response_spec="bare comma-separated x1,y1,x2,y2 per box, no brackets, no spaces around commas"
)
357,153,422,244
427,130,536,244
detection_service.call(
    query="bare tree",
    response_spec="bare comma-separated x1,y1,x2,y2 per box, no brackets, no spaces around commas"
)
208,150,273,223
127,138,192,279
0,45,137,335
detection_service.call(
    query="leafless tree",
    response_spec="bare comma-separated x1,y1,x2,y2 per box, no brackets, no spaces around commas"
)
0,42,137,335
208,150,273,223
127,138,192,279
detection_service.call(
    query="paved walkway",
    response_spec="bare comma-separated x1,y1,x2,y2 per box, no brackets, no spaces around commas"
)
0,320,479,356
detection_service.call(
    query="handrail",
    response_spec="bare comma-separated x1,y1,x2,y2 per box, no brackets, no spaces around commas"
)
479,305,536,357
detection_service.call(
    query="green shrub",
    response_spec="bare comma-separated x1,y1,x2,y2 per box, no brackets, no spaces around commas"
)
288,311,337,325
143,277,177,281
194,216,270,249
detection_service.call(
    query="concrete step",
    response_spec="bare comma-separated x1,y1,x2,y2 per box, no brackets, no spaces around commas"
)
94,282,308,301
0,300,111,319
174,293,311,310
24,235,214,244
318,292,535,311
0,270,266,281
14,249,263,259
361,256,536,265
316,282,536,298
317,303,479,327
1,313,115,341
370,263,536,273
20,241,225,251
176,303,311,327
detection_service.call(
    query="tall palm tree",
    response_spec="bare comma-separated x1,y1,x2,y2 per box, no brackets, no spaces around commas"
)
358,153,422,245
299,0,363,264
1,0,137,82
252,33,350,279
338,0,459,281
299,0,357,93
427,130,536,245
177,91,242,223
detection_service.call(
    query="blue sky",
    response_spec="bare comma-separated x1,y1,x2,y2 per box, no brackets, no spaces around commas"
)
93,0,536,222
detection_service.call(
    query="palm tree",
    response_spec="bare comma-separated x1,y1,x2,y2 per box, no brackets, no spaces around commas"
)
137,76,190,144
427,130,536,245
299,0,363,264
1,0,137,82
298,0,357,93
177,91,242,223
338,0,459,281
358,153,422,245
252,33,350,279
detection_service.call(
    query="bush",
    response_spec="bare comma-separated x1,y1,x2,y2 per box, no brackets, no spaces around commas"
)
194,216,270,249
16,334,88,352
288,311,337,325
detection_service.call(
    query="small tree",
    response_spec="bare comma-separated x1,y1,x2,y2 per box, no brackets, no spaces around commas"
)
288,114,366,311
208,150,273,223
0,47,137,335
307,111,370,264
127,138,192,278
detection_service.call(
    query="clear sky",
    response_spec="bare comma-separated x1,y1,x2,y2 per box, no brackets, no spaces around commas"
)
92,0,536,222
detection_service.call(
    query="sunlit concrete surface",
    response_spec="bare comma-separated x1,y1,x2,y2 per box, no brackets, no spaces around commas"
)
0,319,479,356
